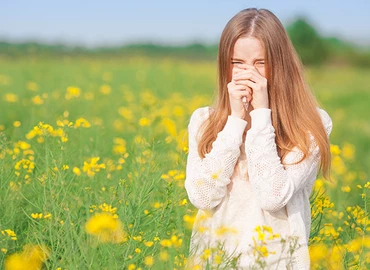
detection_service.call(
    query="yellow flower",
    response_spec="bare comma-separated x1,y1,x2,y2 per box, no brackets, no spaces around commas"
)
341,142,355,160
144,241,154,247
26,81,39,91
256,246,269,257
144,256,154,267
74,118,91,128
113,138,127,155
32,95,44,105
4,93,18,102
43,213,52,219
85,213,127,243
154,202,162,209
161,117,177,136
118,107,133,120
200,249,211,260
160,239,172,247
179,198,188,206
13,121,21,127
4,244,50,270
341,186,351,192
214,225,238,237
139,117,150,127
99,84,111,95
128,264,136,270
82,157,106,177
31,213,43,219
73,167,81,176
330,144,341,155
2,229,16,238
159,250,169,261
65,86,81,100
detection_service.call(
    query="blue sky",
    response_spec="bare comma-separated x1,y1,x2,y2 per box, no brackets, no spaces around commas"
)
1,0,370,47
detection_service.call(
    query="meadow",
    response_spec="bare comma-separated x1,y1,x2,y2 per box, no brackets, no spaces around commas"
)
0,55,369,269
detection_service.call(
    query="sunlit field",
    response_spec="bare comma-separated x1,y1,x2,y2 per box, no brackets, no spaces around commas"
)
0,56,369,269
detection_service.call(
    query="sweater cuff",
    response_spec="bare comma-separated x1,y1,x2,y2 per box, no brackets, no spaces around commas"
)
221,115,248,143
250,108,272,130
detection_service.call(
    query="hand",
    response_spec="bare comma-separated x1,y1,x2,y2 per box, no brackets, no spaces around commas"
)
232,64,269,110
227,68,253,119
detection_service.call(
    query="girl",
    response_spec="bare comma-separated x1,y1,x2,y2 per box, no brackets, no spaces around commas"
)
184,8,332,270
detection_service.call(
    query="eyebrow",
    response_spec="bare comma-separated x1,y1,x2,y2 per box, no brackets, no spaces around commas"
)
231,57,265,61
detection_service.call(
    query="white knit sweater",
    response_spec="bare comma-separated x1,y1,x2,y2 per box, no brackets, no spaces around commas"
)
184,106,333,269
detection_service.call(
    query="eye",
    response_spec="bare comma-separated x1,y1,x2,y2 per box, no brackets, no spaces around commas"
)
231,61,242,64
255,61,265,66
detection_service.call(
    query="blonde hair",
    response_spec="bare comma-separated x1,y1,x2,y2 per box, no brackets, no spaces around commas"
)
197,8,332,181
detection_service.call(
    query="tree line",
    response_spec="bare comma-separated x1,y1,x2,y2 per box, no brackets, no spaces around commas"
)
1,17,369,67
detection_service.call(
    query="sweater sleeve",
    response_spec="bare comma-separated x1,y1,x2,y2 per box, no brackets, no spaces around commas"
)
245,107,333,212
184,107,248,211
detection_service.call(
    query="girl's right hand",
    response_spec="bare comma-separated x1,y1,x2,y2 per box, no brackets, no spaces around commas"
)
227,68,252,119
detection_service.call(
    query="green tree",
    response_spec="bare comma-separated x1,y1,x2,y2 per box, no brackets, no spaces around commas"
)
287,17,329,65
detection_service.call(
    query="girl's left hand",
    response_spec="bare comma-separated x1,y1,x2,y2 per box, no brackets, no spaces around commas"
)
232,64,269,110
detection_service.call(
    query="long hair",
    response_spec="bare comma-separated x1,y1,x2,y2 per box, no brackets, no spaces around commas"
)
197,8,332,181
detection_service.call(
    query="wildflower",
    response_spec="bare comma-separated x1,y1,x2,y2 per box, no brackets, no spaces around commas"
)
1,229,17,241
4,244,50,270
159,250,169,261
74,118,91,128
161,117,177,136
85,213,127,243
144,241,154,247
118,107,133,120
113,138,127,155
200,249,212,260
330,144,341,155
32,95,44,105
144,256,154,267
99,84,111,95
139,117,150,127
26,82,39,91
341,142,355,160
4,93,18,102
65,86,80,100
82,157,106,177
73,167,81,176
160,239,172,247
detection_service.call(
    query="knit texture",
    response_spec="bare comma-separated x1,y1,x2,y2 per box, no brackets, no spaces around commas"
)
184,106,333,269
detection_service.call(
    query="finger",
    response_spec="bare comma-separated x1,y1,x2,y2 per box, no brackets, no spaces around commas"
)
237,63,256,70
234,70,265,84
232,67,245,76
231,84,251,90
238,89,252,99
237,79,256,92
236,64,265,78
234,78,257,86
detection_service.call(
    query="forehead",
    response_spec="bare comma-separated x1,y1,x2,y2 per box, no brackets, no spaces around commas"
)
232,37,265,58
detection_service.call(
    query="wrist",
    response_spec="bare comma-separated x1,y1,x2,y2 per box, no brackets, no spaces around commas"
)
231,111,245,119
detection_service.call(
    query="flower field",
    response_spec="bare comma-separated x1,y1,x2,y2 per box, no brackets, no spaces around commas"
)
0,56,369,269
